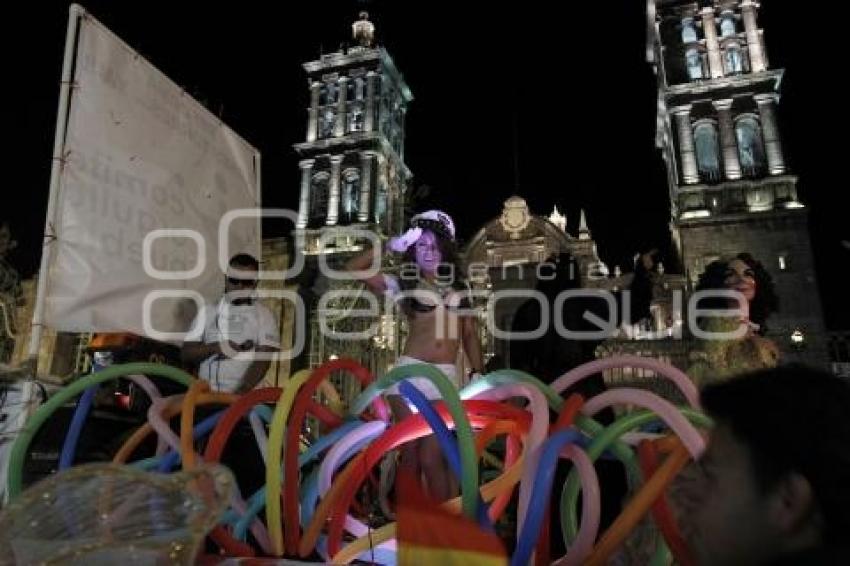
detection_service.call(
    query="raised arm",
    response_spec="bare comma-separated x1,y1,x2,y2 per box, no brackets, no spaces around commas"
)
181,340,222,366
345,242,389,295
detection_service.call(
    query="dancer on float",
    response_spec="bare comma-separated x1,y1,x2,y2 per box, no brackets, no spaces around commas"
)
346,210,484,502
688,252,780,385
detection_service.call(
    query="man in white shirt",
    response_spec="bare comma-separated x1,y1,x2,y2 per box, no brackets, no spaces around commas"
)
182,254,280,394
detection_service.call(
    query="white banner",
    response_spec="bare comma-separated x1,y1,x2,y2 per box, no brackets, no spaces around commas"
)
44,13,261,339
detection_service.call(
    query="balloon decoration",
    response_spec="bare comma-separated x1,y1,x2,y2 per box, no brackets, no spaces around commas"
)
4,355,714,564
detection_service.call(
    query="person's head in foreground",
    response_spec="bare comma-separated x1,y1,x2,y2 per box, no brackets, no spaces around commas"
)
685,365,850,565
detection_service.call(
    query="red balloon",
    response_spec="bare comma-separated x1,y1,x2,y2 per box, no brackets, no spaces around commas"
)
637,439,696,566
552,393,585,433
323,400,531,557
201,387,343,555
473,419,525,521
283,358,387,554
202,388,281,554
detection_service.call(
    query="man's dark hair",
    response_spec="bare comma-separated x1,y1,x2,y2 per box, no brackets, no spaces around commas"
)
701,365,850,545
229,253,259,271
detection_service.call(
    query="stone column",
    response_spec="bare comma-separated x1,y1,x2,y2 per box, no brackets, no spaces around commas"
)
741,1,766,73
358,151,375,222
700,8,724,78
365,71,377,132
296,159,314,229
713,99,742,180
755,93,785,174
326,155,343,225
673,105,699,184
399,106,406,159
374,154,388,227
307,82,321,143
334,77,348,137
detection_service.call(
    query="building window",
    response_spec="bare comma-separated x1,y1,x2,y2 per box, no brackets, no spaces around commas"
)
694,121,721,182
320,82,338,106
720,11,736,38
381,92,398,139
341,169,360,223
686,48,703,80
724,44,744,74
681,17,698,43
354,77,365,100
347,103,364,133
778,254,788,271
736,116,767,177
320,107,336,138
309,173,330,225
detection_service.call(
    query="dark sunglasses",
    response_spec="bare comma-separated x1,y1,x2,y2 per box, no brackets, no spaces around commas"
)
226,276,257,286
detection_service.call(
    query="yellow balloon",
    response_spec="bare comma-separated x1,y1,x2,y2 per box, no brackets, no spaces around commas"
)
265,369,312,556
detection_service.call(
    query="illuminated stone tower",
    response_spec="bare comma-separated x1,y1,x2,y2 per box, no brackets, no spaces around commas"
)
647,0,827,365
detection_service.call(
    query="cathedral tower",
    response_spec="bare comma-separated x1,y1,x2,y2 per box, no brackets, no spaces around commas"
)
647,0,827,365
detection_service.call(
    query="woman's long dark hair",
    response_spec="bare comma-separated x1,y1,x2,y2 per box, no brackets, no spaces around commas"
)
695,252,779,332
400,229,462,287
396,229,465,316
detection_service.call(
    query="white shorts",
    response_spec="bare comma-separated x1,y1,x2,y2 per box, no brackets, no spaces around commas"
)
384,355,459,401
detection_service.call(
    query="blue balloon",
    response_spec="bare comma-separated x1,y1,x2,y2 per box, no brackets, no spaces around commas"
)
300,469,320,527
251,403,274,423
233,419,369,539
296,422,379,530
130,456,162,471
155,410,223,473
59,385,99,470
299,419,363,468
398,380,492,530
511,428,585,566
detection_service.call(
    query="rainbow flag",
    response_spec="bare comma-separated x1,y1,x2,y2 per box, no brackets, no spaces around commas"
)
397,473,507,565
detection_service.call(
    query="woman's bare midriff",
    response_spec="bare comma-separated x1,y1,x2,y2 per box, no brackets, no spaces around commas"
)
402,308,461,365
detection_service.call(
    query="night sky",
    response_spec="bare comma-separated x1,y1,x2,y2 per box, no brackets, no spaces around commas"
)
5,1,849,329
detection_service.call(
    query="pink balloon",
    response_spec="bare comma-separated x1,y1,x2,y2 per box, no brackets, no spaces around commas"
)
582,388,706,459
123,374,168,456
550,355,700,409
555,444,600,566
248,411,268,464
146,396,184,455
462,383,548,540
145,395,273,554
124,373,161,402
317,420,397,554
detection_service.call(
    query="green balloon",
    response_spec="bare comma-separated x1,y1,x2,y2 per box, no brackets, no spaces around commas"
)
560,408,712,548
649,534,673,566
349,362,479,520
457,367,648,526
467,371,645,488
6,362,194,499
462,369,564,411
